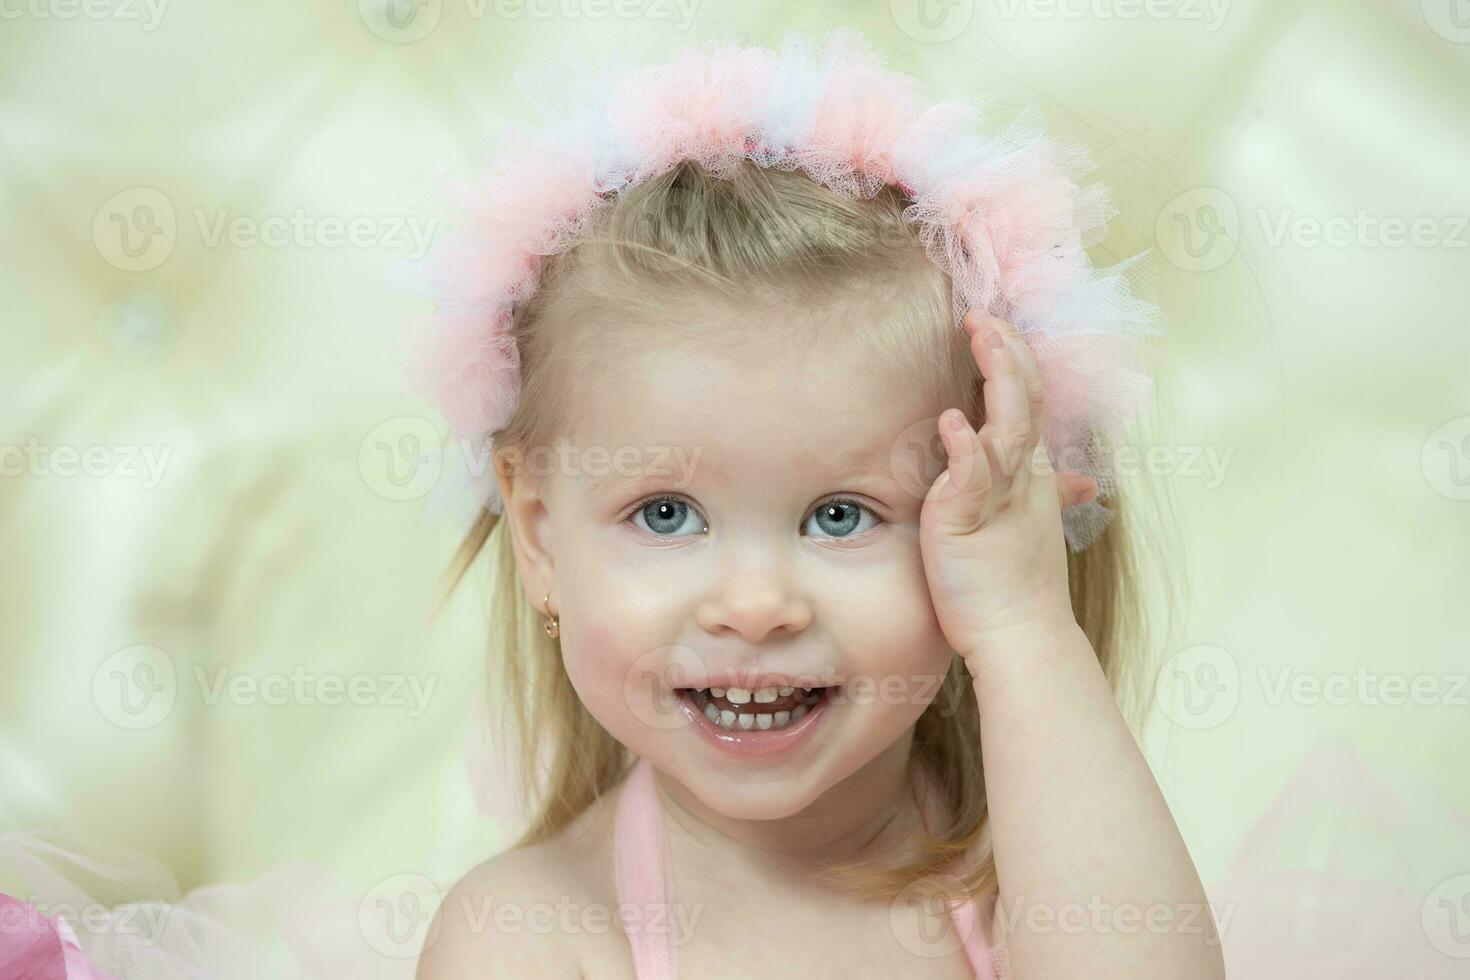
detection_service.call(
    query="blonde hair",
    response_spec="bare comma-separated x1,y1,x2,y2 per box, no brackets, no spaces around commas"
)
435,159,1149,905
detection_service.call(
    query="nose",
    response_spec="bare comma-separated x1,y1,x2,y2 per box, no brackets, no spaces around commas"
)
695,550,813,643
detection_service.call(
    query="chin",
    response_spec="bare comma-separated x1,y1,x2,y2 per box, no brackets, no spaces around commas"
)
680,764,832,820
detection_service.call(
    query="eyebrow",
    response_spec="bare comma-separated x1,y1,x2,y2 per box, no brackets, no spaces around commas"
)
587,447,896,497
589,470,666,497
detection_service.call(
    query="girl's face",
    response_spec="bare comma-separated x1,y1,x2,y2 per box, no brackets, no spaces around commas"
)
506,324,959,823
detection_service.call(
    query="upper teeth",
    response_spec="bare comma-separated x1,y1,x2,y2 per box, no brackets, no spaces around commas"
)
688,688,816,732
710,686,806,703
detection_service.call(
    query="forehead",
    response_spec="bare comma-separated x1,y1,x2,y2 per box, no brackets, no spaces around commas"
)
567,337,940,489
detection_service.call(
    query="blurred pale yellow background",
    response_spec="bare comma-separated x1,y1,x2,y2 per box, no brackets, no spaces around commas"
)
2,0,1467,975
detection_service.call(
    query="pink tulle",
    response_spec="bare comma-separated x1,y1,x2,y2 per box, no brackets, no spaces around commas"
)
398,26,1166,550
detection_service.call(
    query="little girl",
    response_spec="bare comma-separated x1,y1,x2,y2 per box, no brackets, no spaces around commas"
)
409,28,1224,980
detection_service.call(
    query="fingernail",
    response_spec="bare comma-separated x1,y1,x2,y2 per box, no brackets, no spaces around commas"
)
985,327,1005,349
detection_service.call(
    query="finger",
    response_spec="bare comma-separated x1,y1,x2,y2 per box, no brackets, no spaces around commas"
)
926,408,994,535
961,309,1030,484
1054,469,1098,511
984,313,1047,466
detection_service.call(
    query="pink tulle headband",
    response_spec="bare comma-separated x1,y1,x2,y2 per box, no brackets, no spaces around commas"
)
403,28,1163,551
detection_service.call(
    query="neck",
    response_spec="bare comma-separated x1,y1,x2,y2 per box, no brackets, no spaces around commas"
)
648,734,928,877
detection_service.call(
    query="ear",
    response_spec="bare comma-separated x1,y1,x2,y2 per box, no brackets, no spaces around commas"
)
494,445,557,613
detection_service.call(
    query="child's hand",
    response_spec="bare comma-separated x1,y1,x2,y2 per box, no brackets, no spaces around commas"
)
918,310,1097,671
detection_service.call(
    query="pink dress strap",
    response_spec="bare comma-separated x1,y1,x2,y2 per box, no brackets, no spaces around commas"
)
612,757,679,980
611,756,1004,979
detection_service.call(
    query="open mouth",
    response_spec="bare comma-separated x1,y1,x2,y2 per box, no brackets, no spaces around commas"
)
676,685,837,733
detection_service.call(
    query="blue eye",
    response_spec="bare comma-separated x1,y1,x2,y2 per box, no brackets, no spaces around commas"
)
630,496,708,537
624,495,881,540
803,497,880,539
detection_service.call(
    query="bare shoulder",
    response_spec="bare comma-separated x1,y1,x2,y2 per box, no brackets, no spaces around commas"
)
415,795,625,980
414,842,590,980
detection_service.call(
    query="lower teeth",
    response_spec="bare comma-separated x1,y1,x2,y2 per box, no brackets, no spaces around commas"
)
687,689,822,732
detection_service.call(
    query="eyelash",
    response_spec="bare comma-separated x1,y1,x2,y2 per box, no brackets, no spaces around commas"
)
623,494,883,539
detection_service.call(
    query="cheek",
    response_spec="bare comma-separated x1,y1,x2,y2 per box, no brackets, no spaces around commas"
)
826,557,954,706
560,603,638,702
558,594,679,755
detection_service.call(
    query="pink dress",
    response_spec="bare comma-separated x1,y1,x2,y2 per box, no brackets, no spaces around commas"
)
611,756,1009,979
